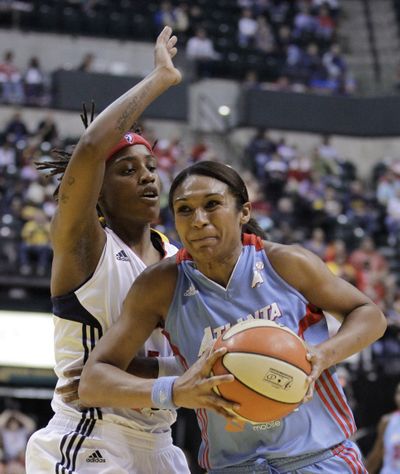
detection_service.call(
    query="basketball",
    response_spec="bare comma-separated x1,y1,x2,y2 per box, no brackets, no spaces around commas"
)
212,319,312,423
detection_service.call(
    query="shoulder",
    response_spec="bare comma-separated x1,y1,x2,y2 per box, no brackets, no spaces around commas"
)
263,241,326,292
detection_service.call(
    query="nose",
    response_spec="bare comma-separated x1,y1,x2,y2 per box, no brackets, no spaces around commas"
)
192,208,208,228
139,166,155,184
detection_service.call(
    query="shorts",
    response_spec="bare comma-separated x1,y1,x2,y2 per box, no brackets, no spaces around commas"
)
207,439,367,474
25,412,190,473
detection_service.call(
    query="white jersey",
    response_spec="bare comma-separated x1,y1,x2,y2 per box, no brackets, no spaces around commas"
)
51,227,177,432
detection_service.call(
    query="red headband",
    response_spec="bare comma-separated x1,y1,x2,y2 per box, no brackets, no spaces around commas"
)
106,132,153,161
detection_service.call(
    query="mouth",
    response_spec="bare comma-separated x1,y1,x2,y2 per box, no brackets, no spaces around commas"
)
140,187,159,201
190,236,218,244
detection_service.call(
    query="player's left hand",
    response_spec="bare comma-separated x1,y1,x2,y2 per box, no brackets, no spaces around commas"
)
154,26,182,86
303,345,327,403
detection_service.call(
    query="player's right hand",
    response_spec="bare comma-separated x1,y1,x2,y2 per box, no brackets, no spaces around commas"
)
172,347,240,420
56,366,83,404
154,26,182,86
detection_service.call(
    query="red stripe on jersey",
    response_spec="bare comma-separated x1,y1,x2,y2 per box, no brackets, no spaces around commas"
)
315,379,350,438
298,304,324,338
336,450,357,474
196,408,211,470
324,370,356,435
161,329,189,370
242,233,264,250
176,248,192,264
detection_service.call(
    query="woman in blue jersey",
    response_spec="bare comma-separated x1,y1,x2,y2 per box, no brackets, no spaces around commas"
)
366,382,400,473
25,27,191,474
80,160,387,473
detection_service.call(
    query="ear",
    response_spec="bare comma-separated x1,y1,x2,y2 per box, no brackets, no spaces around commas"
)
240,202,251,225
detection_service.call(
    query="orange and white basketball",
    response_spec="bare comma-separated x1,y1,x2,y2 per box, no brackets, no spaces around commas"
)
212,319,312,423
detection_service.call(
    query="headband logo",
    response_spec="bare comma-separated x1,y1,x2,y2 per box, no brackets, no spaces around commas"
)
124,133,134,144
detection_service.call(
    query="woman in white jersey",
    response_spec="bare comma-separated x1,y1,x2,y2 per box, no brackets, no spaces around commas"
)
25,27,190,474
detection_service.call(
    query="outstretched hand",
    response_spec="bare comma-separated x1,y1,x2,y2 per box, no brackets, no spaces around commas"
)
172,347,240,420
154,26,182,86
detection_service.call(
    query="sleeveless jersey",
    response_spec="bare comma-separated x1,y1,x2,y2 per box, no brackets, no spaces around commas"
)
165,234,356,470
382,411,400,474
51,227,177,432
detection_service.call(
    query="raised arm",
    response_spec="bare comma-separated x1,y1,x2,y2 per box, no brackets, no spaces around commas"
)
266,242,387,383
50,27,181,292
79,260,238,418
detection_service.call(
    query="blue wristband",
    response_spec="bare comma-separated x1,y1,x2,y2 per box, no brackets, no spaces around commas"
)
151,376,179,410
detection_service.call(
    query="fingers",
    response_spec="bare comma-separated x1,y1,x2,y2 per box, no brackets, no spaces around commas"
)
62,367,83,378
169,47,178,59
203,347,228,375
303,380,315,403
168,35,178,48
157,26,173,44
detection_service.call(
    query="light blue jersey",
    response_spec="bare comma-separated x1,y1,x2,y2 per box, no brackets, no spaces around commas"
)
382,411,400,474
165,235,358,471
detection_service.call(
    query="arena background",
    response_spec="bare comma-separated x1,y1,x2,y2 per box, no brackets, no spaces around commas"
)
0,1,399,472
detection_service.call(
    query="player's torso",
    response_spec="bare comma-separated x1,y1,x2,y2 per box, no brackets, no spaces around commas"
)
52,227,176,432
165,235,355,469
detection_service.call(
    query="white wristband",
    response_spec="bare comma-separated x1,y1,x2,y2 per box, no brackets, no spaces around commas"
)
151,376,178,410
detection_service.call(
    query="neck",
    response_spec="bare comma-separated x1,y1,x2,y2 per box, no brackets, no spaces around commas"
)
108,222,161,265
196,245,242,288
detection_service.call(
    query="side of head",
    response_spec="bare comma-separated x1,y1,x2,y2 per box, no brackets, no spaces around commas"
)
169,161,266,239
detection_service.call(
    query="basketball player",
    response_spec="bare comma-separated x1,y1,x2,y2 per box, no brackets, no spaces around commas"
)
79,160,386,473
365,382,400,473
25,27,190,473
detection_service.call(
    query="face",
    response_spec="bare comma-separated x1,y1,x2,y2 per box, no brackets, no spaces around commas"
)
172,175,250,264
100,145,160,224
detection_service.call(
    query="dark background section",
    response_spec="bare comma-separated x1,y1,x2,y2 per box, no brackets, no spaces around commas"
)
52,70,188,121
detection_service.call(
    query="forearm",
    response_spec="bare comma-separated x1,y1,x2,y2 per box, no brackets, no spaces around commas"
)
317,304,386,368
79,362,156,408
79,68,173,159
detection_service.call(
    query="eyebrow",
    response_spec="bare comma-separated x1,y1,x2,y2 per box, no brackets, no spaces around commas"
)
113,154,155,164
174,192,225,203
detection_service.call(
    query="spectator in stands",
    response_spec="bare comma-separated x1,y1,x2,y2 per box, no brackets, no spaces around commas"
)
4,111,28,143
0,51,24,104
35,114,59,144
322,43,347,83
365,382,400,473
0,136,16,171
325,239,357,286
19,207,51,276
238,8,258,48
154,1,189,36
385,188,400,246
254,15,275,53
186,27,219,77
77,52,95,72
292,4,317,40
303,227,327,259
24,56,46,106
315,4,336,41
0,409,36,464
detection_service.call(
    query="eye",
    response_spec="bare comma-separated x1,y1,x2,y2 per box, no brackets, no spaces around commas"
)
175,205,192,214
205,199,221,209
122,166,136,175
147,164,157,173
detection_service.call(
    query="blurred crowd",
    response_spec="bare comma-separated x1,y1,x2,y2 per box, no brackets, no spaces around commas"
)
0,407,35,474
0,0,355,100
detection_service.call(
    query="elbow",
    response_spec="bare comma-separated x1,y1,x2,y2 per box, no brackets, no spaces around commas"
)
76,133,100,160
376,310,387,339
